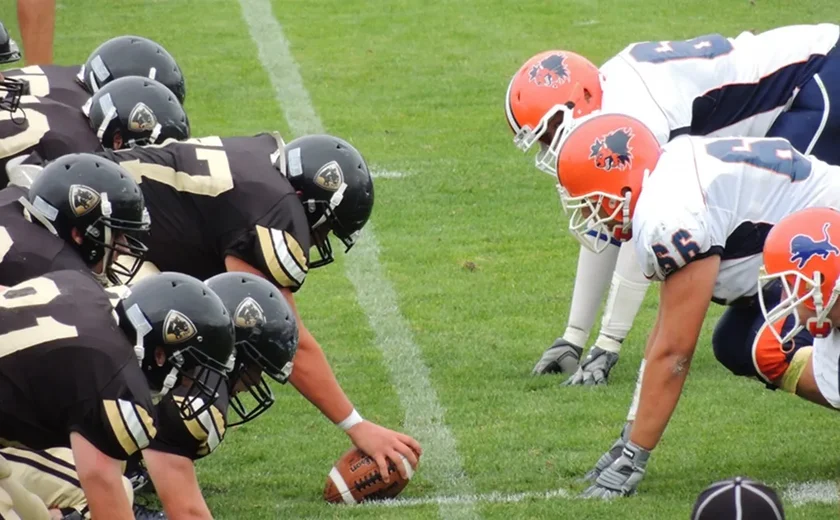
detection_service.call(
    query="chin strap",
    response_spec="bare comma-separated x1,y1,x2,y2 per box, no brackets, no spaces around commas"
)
17,196,58,235
158,366,179,398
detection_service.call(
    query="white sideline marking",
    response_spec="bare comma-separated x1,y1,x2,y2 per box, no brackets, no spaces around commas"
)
237,1,480,519
356,482,836,509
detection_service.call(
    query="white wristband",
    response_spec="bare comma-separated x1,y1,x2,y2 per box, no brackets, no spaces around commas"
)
337,409,364,431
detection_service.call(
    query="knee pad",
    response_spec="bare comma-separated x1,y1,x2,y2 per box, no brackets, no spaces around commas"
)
752,318,812,389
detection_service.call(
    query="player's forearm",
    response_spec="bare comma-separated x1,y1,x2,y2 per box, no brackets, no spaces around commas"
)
17,0,55,65
144,449,212,520
628,343,692,451
289,326,355,424
78,472,133,520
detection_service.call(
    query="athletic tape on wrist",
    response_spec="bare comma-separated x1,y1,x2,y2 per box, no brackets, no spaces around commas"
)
337,409,364,431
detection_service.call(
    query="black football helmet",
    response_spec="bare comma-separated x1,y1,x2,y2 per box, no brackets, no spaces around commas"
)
0,22,20,64
86,76,190,148
205,272,298,426
279,134,375,268
79,35,186,104
25,153,150,285
114,272,236,420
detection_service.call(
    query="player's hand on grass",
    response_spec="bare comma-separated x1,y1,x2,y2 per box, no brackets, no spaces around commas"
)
584,422,631,482
347,421,421,483
582,441,650,499
532,338,582,375
563,347,620,386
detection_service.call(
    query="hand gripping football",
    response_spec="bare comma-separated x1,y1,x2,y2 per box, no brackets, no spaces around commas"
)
324,448,414,504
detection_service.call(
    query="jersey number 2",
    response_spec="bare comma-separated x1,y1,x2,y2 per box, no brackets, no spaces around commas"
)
630,34,733,64
0,278,78,356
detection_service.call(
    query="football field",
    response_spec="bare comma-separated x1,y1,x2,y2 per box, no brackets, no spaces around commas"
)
3,0,840,518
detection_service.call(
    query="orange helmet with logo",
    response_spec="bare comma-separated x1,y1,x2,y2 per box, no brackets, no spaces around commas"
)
555,113,662,253
505,50,604,175
759,207,840,344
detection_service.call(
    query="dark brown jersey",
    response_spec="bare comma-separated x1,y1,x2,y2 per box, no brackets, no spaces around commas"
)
2,65,90,108
0,185,91,286
139,379,228,461
0,270,156,460
98,134,312,291
0,95,101,186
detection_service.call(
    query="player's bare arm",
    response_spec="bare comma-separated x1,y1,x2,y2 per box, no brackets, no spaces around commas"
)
69,432,133,520
629,255,719,450
224,255,421,481
143,448,212,520
16,0,55,65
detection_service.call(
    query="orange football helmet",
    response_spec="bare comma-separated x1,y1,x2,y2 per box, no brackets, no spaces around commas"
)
759,207,840,344
505,50,604,175
555,113,662,253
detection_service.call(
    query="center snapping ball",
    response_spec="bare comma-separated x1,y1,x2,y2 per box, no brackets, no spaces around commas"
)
323,448,414,504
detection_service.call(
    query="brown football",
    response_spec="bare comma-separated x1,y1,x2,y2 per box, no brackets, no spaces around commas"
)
323,448,414,504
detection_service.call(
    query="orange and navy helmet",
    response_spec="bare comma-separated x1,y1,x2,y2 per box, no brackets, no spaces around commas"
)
759,207,840,344
505,50,604,176
555,113,662,253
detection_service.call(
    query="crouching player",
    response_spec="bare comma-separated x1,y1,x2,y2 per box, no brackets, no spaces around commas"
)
744,207,840,408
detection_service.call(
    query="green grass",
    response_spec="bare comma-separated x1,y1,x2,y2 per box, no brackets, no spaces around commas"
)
3,0,840,518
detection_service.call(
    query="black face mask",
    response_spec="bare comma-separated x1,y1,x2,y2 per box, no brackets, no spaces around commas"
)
0,78,25,113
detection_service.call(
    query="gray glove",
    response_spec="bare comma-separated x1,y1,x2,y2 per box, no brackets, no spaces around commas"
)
581,441,650,499
563,347,620,386
584,422,631,482
531,338,582,375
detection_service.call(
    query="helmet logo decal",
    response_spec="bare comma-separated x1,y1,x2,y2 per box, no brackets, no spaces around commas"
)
234,297,265,329
128,102,158,133
590,127,634,171
68,184,101,216
163,310,197,344
789,223,840,269
528,53,569,88
313,160,344,192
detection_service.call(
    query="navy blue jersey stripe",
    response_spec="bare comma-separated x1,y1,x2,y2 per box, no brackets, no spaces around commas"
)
690,54,829,136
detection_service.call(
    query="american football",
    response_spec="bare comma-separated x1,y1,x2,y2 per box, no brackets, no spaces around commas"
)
324,448,414,504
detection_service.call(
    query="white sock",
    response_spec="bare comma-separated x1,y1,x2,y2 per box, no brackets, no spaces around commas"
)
594,243,652,353
563,244,620,346
626,359,647,422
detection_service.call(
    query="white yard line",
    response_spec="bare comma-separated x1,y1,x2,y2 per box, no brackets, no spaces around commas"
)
237,1,479,519
783,480,838,507
371,168,411,179
356,481,837,509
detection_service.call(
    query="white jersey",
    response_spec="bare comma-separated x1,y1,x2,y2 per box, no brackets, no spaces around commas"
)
633,135,840,304
600,24,840,146
813,331,840,408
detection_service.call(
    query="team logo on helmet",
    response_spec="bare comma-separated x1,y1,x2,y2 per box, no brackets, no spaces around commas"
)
128,102,158,133
528,53,569,89
163,310,197,344
234,297,265,329
789,223,840,269
590,128,634,171
68,184,101,216
313,160,344,192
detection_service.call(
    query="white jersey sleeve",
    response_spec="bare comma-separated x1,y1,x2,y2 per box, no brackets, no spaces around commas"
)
813,333,840,408
631,139,722,281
